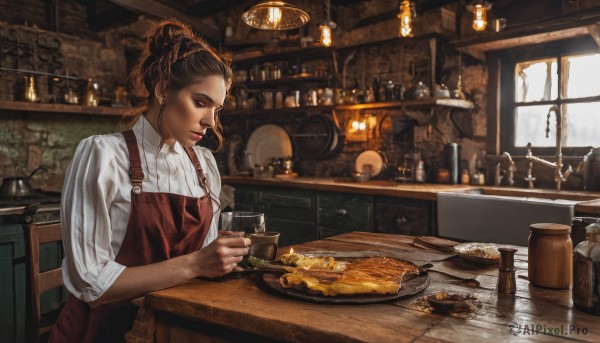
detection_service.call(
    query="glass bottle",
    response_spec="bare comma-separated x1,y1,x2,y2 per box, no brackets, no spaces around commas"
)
84,78,99,107
573,219,600,315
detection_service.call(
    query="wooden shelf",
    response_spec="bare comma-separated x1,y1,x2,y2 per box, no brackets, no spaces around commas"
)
223,99,473,116
233,46,332,67
0,100,128,117
236,77,332,89
334,98,474,111
223,106,334,116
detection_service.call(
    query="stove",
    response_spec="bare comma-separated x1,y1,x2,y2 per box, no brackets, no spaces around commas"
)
0,190,61,223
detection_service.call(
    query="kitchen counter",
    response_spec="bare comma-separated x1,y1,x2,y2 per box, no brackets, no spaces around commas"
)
222,176,475,201
134,232,600,342
575,199,600,216
222,175,600,204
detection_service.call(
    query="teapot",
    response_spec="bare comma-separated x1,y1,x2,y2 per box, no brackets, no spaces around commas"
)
583,147,600,191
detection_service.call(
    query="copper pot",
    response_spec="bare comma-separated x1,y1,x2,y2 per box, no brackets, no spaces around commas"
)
0,166,47,197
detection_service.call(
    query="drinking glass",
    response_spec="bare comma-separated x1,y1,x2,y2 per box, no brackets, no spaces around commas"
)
220,211,266,236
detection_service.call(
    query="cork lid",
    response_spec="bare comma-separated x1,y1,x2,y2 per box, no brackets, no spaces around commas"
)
530,223,571,235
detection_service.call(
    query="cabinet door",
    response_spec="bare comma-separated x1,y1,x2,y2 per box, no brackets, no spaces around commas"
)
375,196,434,236
317,193,373,238
234,186,260,212
267,218,317,247
258,189,317,245
258,189,316,222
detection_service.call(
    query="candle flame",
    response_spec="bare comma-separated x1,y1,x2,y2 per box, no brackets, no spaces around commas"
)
289,247,294,254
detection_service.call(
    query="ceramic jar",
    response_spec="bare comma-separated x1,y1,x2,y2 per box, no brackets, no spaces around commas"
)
528,223,572,289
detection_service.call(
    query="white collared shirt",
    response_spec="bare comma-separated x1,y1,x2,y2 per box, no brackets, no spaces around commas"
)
61,116,221,302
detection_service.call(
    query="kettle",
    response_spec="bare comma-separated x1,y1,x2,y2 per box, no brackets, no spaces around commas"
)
583,147,600,191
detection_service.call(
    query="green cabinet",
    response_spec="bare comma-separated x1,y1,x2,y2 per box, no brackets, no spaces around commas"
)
374,196,435,236
231,185,436,245
0,223,66,343
233,186,317,247
317,193,373,239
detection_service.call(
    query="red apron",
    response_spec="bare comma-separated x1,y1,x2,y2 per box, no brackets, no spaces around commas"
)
50,130,214,343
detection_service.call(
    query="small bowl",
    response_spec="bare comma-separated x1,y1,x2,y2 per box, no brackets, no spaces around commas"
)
351,171,372,182
427,292,476,315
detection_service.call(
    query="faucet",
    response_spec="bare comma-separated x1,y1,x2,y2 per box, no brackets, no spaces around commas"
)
524,161,536,189
525,105,572,191
495,152,517,186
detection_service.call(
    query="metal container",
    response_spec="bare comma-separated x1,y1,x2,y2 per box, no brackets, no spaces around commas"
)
583,147,600,191
442,143,461,184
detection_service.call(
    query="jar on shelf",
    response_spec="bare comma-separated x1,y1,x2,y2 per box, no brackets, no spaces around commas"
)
528,223,572,289
573,219,600,316
84,78,99,107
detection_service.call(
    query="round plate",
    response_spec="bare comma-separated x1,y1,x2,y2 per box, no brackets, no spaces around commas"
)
246,125,293,166
259,271,429,304
355,150,384,176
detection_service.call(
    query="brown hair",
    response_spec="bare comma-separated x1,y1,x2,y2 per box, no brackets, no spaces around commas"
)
122,18,232,152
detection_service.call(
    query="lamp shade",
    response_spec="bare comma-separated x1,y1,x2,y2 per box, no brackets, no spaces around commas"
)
242,1,310,30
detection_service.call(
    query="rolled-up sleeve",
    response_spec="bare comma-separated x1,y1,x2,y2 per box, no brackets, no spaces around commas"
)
61,136,126,302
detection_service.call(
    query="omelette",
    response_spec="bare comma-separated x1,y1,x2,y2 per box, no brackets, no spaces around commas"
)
279,255,420,296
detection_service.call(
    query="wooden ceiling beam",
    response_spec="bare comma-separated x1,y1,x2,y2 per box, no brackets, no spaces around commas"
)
107,0,221,40
586,24,600,48
87,1,138,31
188,0,253,19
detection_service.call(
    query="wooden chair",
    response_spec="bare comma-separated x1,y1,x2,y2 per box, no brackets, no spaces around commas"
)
23,220,65,343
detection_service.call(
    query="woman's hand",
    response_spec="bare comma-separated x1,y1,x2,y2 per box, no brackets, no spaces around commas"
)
193,233,251,278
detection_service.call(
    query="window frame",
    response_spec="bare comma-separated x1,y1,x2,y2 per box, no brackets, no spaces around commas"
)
498,35,599,157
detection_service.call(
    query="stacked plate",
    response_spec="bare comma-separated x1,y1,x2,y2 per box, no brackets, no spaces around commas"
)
246,124,293,167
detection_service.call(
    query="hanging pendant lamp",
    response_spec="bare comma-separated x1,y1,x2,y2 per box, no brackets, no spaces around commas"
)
242,1,310,30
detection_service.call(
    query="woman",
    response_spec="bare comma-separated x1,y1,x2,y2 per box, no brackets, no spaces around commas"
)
50,19,250,342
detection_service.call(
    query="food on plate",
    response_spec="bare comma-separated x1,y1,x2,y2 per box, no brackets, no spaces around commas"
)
279,255,420,296
280,252,347,270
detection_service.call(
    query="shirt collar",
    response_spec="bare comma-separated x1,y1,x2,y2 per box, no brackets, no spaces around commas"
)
133,115,184,156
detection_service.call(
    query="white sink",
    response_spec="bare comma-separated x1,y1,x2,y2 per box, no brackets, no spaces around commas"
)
437,190,577,246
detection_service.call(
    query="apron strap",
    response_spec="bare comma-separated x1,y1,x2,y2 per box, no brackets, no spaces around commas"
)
122,130,145,194
183,146,210,196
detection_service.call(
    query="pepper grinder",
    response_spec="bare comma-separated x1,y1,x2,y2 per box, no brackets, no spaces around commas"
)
497,248,518,294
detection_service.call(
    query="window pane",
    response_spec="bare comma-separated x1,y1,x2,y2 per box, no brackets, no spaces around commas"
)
564,102,600,146
515,58,557,103
564,53,600,99
514,105,557,147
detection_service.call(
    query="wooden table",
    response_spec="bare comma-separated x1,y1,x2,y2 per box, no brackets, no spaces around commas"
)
135,232,600,343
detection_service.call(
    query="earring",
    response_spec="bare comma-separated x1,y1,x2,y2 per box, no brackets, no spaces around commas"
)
160,98,165,105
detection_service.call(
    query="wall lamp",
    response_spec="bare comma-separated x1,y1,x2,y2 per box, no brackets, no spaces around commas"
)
320,0,337,47
398,1,416,37
466,0,491,31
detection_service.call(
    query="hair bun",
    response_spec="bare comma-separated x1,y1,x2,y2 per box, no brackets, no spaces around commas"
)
147,19,195,55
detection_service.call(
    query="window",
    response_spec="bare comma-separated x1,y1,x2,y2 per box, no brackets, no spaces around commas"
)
501,37,600,156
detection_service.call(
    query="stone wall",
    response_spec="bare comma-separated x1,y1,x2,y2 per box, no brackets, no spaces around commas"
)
0,18,130,191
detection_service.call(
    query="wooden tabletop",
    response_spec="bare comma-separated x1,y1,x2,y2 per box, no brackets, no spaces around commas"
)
141,232,600,342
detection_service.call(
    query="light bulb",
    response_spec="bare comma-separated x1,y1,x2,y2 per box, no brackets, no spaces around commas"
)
398,1,413,37
267,6,282,26
320,24,332,47
472,4,488,31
